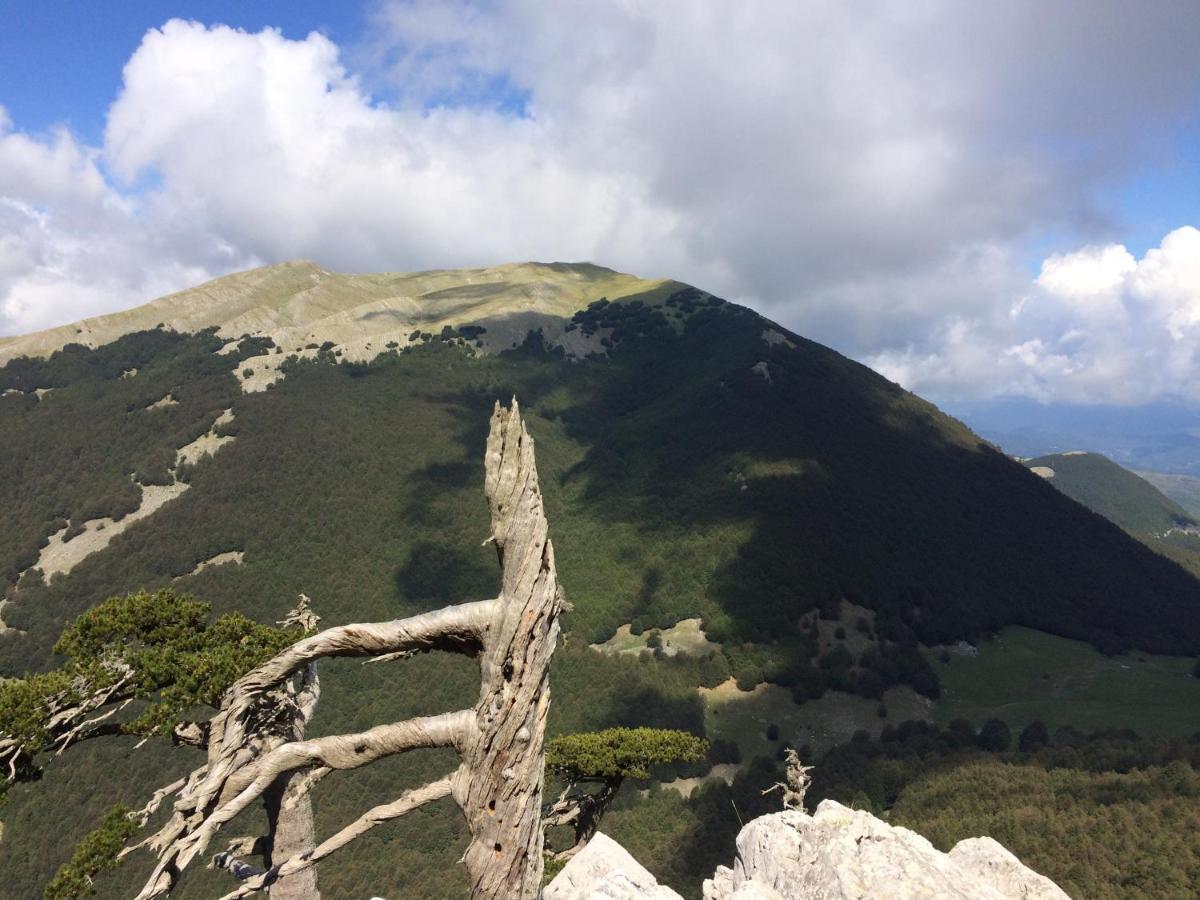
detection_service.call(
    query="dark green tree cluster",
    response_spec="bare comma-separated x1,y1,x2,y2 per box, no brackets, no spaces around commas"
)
0,589,295,777
544,727,707,860
42,805,139,900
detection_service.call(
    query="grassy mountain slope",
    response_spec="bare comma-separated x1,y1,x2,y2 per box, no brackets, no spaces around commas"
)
0,260,664,368
1023,451,1196,533
1023,451,1200,577
2,263,1200,896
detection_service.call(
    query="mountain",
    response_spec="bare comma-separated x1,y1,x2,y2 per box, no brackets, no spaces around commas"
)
2,261,1200,898
1021,451,1200,578
1022,451,1197,534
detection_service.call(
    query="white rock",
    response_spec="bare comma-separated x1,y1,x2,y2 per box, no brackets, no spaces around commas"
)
703,801,1070,900
948,837,1070,899
545,832,684,900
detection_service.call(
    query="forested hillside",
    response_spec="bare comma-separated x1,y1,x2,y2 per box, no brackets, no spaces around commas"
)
1023,451,1200,577
2,264,1200,896
1023,451,1196,533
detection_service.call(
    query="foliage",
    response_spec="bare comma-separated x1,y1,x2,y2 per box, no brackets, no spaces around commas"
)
0,590,295,760
547,727,707,782
56,589,296,735
1018,720,1049,752
976,718,1011,751
43,805,139,899
0,670,73,753
894,760,1200,899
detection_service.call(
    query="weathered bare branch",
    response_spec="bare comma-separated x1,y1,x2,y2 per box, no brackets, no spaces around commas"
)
217,774,457,899
134,399,565,900
1,736,26,781
133,778,188,827
278,594,320,633
542,780,620,861
281,766,330,809
137,711,472,896
454,398,567,899
171,721,209,748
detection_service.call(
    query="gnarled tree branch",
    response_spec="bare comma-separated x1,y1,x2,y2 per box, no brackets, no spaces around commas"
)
218,774,458,900
135,399,565,900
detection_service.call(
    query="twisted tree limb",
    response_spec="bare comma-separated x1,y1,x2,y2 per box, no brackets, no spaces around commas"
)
135,399,566,900
218,774,458,899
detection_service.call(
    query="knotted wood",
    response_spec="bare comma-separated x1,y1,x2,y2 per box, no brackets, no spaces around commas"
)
133,398,565,899
453,399,566,899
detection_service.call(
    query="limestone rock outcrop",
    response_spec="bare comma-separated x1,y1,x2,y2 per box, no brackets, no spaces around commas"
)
703,801,1069,900
544,832,684,900
546,800,1070,900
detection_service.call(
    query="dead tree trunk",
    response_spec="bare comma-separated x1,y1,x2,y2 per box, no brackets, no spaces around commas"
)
454,397,564,899
134,400,566,900
261,771,320,900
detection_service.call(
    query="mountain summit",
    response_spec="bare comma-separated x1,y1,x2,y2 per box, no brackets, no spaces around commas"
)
2,261,1199,896
0,260,666,372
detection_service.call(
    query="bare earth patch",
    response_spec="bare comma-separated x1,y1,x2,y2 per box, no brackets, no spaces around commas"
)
17,408,238,588
761,328,796,349
36,481,192,579
1031,466,1055,479
661,763,740,799
176,409,236,466
175,550,245,580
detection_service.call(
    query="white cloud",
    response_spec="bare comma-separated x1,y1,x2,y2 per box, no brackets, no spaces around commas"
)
1037,245,1136,301
0,6,1199,406
869,227,1200,404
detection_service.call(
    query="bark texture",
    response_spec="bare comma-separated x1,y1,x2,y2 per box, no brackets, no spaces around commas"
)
136,399,565,900
454,399,566,899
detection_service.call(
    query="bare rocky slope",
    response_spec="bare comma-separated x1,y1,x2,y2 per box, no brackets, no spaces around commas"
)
0,260,667,391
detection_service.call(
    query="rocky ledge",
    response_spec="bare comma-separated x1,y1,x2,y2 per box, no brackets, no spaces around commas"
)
546,799,1069,900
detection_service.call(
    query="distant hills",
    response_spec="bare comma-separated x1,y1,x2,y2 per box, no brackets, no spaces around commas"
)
1022,451,1196,534
1137,470,1200,520
3,261,1200,897
952,397,1200,475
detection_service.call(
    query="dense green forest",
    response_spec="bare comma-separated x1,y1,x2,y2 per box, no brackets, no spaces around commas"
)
1023,451,1200,578
3,285,1200,895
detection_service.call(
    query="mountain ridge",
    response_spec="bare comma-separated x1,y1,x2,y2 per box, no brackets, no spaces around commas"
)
0,259,671,371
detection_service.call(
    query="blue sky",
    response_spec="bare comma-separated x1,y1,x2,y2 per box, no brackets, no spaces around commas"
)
0,1,1197,406
1,2,363,142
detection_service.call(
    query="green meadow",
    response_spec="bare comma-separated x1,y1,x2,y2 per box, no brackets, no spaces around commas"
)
929,626,1200,736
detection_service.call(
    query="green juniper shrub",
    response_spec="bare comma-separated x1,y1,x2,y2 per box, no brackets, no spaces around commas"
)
43,805,139,900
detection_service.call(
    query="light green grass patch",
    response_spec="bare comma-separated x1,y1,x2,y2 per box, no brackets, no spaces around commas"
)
590,617,721,658
702,679,930,762
928,626,1200,736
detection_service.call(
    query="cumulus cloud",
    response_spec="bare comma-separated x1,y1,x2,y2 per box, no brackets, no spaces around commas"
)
869,227,1200,404
0,4,1199,405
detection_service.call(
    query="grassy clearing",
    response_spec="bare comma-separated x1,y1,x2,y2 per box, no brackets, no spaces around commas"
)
590,618,721,657
929,626,1200,735
702,679,930,761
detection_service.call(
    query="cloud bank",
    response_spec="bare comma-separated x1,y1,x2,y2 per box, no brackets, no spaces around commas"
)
1,4,1198,406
